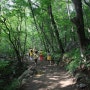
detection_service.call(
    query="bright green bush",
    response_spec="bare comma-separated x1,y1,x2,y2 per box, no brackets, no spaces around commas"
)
66,48,81,72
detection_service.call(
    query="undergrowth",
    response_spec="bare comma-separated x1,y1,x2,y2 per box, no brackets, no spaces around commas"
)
65,48,81,72
0,60,27,90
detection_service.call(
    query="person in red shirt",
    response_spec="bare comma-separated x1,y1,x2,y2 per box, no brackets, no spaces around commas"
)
39,50,43,61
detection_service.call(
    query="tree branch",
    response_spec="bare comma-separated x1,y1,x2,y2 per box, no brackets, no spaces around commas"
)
84,0,90,7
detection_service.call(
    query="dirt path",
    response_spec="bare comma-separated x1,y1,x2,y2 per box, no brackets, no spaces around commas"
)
19,60,76,90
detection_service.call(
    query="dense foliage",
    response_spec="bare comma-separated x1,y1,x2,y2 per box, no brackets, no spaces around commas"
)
0,0,90,89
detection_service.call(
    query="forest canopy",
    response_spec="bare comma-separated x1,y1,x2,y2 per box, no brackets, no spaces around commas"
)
1,0,90,89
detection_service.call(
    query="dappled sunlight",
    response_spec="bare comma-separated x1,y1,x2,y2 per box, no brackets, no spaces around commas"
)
32,71,75,89
46,75,52,78
19,61,76,90
59,78,75,88
49,77,59,80
35,74,44,77
53,76,61,78
33,80,43,83
46,83,59,90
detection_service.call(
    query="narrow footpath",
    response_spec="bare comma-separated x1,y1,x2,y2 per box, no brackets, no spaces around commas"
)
19,60,76,90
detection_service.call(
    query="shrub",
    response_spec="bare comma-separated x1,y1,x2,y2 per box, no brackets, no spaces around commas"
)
5,79,20,90
66,48,81,72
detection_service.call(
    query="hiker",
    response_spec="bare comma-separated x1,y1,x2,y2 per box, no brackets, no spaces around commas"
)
47,52,52,65
33,50,38,65
29,48,33,61
33,47,37,53
39,50,43,61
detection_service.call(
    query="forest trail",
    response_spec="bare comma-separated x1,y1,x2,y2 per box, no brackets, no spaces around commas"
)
19,60,76,90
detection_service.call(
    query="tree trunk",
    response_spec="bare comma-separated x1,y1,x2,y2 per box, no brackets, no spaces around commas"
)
39,23,53,52
71,0,86,57
48,3,64,54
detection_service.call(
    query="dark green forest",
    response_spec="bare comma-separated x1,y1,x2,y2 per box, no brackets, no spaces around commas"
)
1,0,90,90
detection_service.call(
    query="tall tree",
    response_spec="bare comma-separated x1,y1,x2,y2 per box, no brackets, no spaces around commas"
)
47,1,65,54
0,1,28,64
71,0,86,58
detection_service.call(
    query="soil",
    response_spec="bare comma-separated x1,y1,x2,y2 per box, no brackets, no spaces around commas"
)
19,60,77,90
